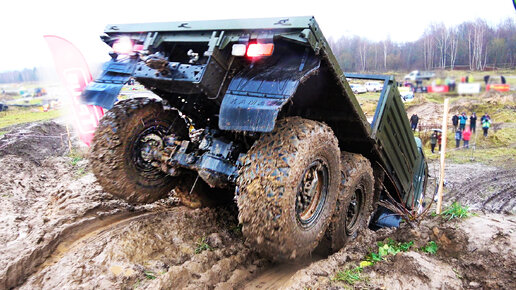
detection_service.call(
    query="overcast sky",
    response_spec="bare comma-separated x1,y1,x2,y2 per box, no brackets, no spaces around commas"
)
1,0,514,72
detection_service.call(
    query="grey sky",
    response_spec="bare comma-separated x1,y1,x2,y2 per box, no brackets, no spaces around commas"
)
1,0,514,72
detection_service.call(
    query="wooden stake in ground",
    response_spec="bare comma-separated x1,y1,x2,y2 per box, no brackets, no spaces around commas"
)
436,98,449,214
65,123,73,153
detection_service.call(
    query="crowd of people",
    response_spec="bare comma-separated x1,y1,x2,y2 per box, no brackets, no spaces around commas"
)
452,112,492,148
424,111,492,153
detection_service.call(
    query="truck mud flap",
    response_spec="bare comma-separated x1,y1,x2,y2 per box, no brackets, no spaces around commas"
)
219,50,320,132
81,58,138,109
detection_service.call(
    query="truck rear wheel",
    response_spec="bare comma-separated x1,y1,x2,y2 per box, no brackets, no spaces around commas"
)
90,98,188,204
325,152,374,252
237,117,340,261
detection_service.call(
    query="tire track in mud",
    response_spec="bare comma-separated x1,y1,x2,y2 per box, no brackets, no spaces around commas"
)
242,256,323,289
4,209,152,289
34,210,156,271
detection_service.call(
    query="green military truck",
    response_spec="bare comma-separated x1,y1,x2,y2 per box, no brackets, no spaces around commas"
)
82,16,427,261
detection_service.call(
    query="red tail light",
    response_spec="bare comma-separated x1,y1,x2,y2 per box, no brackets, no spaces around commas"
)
246,43,274,58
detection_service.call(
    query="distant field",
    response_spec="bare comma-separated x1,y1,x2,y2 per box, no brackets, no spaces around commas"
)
0,107,64,133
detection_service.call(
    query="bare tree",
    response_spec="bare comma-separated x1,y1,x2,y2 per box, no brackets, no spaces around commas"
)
422,30,434,70
358,40,368,71
449,27,459,69
428,23,450,69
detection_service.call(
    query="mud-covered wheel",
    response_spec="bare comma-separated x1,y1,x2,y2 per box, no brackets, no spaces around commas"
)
90,98,187,204
325,152,374,252
237,117,340,261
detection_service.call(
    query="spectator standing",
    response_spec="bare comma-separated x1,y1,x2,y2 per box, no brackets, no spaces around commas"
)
482,118,491,137
430,131,438,153
483,75,490,85
501,76,506,84
480,112,491,124
459,112,468,131
437,132,442,152
410,114,419,131
462,129,471,148
452,113,459,131
470,112,477,133
449,78,456,91
455,130,462,148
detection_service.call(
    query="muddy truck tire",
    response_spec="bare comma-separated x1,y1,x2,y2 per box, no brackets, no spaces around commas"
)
90,98,188,204
324,152,374,252
237,117,340,261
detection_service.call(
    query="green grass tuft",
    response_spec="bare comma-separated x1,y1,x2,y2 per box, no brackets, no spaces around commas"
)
441,202,471,220
333,267,363,284
420,241,439,254
194,236,213,254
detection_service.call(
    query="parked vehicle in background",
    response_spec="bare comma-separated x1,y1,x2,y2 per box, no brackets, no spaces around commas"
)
404,70,435,81
365,81,383,92
350,83,367,94
398,87,414,102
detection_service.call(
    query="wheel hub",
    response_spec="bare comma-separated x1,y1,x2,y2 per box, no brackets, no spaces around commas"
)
345,188,364,234
132,125,168,172
296,160,329,227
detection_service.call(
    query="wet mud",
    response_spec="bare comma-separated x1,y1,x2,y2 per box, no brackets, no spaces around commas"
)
1,120,515,289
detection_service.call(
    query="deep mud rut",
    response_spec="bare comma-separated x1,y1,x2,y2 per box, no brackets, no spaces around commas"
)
1,120,515,289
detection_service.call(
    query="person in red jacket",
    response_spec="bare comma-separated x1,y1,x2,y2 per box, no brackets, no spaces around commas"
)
462,129,471,148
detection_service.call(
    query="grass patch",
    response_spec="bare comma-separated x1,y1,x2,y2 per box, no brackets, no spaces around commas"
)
194,236,213,254
0,107,63,129
422,125,516,165
441,202,472,220
68,149,84,166
365,238,414,264
143,270,157,280
333,267,363,285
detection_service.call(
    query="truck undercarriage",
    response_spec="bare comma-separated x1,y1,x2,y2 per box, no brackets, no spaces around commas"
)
83,16,427,261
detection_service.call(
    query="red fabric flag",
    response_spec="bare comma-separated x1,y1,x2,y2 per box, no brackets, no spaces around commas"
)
44,35,104,146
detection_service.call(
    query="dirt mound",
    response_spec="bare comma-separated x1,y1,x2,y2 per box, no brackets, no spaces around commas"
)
406,102,443,127
0,121,69,163
287,214,516,289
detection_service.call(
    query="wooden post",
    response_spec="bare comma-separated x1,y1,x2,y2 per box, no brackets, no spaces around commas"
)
65,123,73,153
436,98,449,214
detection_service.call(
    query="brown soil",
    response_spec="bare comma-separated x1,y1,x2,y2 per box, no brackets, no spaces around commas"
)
1,120,515,289
406,102,443,128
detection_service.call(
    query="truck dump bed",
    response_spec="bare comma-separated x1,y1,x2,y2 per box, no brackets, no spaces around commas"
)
83,16,425,206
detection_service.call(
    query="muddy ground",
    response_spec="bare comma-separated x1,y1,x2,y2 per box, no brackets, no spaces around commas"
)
1,120,515,289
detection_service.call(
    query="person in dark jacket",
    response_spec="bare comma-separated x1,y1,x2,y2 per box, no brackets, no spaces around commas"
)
452,113,459,131
482,118,491,137
480,113,491,124
483,75,490,85
470,112,477,133
437,133,442,152
410,114,419,131
430,131,438,153
455,130,462,148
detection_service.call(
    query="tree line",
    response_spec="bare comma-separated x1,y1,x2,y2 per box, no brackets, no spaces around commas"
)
0,68,39,84
328,18,516,72
1,18,515,84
